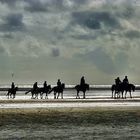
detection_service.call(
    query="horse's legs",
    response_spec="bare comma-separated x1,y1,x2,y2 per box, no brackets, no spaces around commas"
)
10,93,12,99
31,93,34,99
7,92,9,99
45,93,48,99
114,91,117,99
13,94,15,99
112,91,114,98
83,91,85,99
121,91,124,99
76,91,79,99
57,92,60,99
130,91,132,98
125,91,127,99
54,92,56,99
35,92,39,99
40,93,43,99
61,92,63,99
118,93,120,98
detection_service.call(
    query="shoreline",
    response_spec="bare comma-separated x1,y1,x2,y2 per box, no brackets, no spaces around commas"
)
1,99,140,109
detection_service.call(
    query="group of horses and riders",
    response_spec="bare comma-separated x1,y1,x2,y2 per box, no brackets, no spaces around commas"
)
111,76,135,99
6,76,135,99
7,77,89,99
25,79,65,99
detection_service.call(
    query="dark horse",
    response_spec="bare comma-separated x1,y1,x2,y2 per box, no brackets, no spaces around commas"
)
75,84,89,99
25,86,51,99
39,85,51,99
49,83,65,99
25,87,40,99
7,87,18,99
111,83,135,99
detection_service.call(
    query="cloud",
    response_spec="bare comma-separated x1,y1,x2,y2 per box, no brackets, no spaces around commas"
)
51,48,60,57
84,47,116,74
0,0,18,6
0,45,5,54
124,30,140,39
0,13,25,32
24,0,48,12
72,11,120,30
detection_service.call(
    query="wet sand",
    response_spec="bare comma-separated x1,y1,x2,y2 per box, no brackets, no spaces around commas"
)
1,92,140,139
1,107,140,139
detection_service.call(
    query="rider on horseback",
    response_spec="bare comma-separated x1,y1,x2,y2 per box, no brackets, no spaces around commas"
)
80,76,85,87
43,81,47,89
123,76,129,84
33,82,38,92
57,79,61,89
11,82,15,90
115,77,121,86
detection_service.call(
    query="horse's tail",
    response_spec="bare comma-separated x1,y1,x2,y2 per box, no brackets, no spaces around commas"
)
86,84,89,90
111,84,115,91
25,89,31,95
75,85,79,89
6,89,10,96
131,84,135,91
49,88,54,94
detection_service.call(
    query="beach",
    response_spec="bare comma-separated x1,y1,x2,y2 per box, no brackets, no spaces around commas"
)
1,89,140,139
1,107,140,139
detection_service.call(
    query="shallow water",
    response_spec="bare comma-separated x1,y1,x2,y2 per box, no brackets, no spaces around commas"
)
1,89,140,100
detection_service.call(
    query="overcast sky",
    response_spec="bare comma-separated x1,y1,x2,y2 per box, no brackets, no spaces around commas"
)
0,0,140,84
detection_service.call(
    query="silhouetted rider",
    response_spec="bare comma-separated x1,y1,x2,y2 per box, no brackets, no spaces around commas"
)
11,82,15,90
33,82,38,91
80,76,85,86
115,77,121,85
57,79,61,88
43,81,47,89
123,76,129,84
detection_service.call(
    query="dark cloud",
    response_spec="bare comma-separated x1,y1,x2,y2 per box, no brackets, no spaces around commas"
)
0,13,24,32
70,34,98,40
72,0,89,4
51,48,60,57
2,33,14,39
124,30,140,39
24,0,48,12
0,0,17,6
72,11,120,30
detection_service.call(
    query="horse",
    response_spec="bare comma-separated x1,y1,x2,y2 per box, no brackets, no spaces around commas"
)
25,88,39,99
49,83,65,99
7,87,18,99
111,83,135,99
124,83,135,98
111,84,121,99
75,84,89,99
39,85,51,99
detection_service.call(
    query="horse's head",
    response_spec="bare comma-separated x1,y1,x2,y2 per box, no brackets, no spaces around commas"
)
61,83,65,89
132,84,135,92
48,85,51,90
75,85,79,89
86,84,89,90
15,87,18,91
